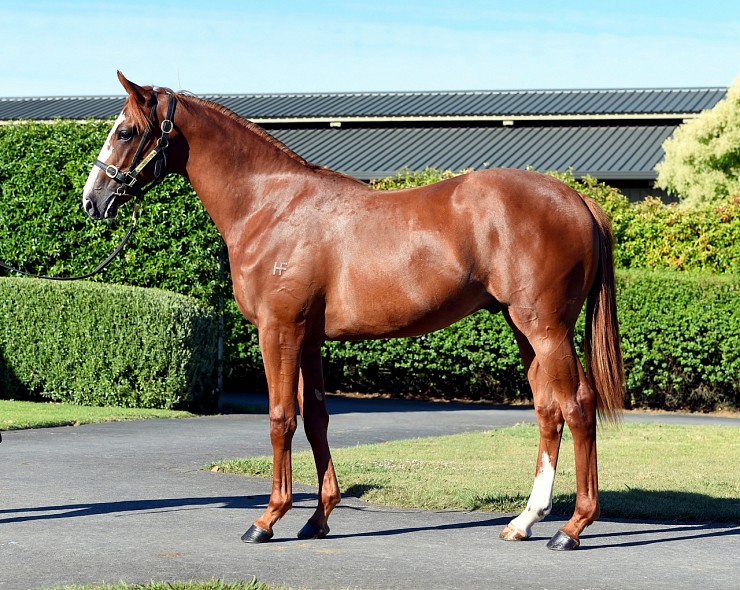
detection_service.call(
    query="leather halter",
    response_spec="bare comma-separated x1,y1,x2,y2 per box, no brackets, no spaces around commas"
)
94,91,177,198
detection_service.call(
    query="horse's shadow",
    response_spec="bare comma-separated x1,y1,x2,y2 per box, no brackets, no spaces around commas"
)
577,520,740,550
2,490,737,550
0,494,277,524
323,507,739,550
322,487,740,549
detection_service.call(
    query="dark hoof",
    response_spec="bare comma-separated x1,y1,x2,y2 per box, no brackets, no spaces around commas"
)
297,521,329,540
241,524,274,543
546,530,580,551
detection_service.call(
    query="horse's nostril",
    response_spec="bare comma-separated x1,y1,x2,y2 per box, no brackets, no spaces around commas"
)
83,197,99,219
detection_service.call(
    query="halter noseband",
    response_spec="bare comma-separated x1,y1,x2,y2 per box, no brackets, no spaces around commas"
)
94,91,177,198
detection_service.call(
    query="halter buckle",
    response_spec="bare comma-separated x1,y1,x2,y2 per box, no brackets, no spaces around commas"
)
161,119,174,134
105,164,119,179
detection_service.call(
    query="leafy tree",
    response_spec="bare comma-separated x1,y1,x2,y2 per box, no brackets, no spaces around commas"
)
655,76,740,207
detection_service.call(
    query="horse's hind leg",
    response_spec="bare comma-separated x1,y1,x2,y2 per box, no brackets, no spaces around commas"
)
501,313,600,550
500,320,565,543
546,357,600,550
296,345,341,539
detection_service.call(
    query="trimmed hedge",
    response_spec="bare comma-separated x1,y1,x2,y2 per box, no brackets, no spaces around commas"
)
16,270,733,413
323,313,522,402
0,278,218,410
2,123,739,411
617,271,740,411
319,270,739,412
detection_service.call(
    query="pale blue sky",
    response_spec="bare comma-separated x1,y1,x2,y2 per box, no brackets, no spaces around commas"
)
1,0,738,97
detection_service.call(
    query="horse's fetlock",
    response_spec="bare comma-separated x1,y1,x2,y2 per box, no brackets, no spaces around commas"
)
326,489,341,510
574,495,599,525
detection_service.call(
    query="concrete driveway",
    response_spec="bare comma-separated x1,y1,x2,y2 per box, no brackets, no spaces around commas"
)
1,393,738,590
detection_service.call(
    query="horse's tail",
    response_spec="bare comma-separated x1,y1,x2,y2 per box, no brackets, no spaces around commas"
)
579,194,626,423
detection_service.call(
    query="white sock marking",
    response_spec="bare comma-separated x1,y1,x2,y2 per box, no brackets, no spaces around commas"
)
508,452,556,538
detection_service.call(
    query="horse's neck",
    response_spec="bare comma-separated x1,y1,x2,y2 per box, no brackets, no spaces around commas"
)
178,103,316,243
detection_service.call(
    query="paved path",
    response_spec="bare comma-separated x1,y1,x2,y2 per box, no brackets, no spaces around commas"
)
1,393,739,590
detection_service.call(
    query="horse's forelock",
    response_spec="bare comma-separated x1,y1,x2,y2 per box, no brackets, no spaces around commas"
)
122,91,155,133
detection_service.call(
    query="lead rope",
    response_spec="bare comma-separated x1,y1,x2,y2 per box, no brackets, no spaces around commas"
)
0,196,142,281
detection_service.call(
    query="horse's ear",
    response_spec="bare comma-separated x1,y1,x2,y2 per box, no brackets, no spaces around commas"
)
117,71,148,104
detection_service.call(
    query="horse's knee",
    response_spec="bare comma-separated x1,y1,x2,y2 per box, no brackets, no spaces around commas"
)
269,405,297,441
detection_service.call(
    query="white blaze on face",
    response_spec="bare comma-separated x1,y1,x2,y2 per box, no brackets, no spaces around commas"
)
508,452,556,538
82,110,127,199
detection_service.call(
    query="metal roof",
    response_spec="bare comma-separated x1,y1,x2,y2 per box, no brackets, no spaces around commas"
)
0,87,726,122
0,96,124,121
271,124,676,181
0,87,727,185
208,87,725,120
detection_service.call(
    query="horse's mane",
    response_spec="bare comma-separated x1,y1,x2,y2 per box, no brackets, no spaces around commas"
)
174,92,364,185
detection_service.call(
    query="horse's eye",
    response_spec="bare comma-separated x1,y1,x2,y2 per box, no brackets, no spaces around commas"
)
117,128,134,141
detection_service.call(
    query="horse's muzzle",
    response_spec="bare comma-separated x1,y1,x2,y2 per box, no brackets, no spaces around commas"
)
83,193,118,221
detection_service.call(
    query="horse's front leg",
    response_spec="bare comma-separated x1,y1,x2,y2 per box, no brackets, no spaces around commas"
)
242,324,302,543
296,344,341,539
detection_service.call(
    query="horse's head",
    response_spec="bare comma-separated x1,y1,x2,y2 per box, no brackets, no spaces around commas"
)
82,72,177,220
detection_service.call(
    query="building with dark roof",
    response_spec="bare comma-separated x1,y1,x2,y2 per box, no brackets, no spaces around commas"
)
0,87,727,200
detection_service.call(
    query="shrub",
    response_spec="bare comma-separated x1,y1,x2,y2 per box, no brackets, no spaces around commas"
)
0,278,218,410
0,120,255,386
369,167,471,190
617,270,740,411
2,123,739,411
323,312,524,401
0,121,223,300
550,170,740,274
655,76,740,206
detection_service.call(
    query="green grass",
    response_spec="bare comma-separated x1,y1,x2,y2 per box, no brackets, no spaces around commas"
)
212,422,740,523
0,400,194,431
52,580,285,590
